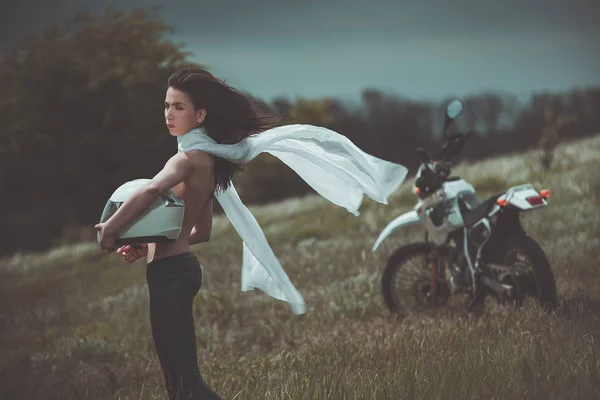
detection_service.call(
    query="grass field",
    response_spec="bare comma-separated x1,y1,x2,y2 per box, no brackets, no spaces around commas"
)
1,134,599,399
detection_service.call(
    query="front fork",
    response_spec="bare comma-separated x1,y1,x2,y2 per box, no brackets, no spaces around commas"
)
424,232,442,297
424,230,475,298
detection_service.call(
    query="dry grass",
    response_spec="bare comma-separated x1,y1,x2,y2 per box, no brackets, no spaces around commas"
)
1,134,600,399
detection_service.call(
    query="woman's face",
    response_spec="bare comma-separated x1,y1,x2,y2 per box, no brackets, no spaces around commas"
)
164,86,206,136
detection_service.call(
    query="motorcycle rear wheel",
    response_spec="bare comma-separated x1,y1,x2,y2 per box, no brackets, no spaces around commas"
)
499,235,558,312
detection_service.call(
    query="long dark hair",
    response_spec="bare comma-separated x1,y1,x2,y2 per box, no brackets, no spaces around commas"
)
167,68,279,192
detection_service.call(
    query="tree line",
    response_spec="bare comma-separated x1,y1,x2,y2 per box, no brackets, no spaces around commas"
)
1,7,598,256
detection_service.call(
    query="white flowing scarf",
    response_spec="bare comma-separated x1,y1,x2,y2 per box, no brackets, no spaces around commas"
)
177,124,408,315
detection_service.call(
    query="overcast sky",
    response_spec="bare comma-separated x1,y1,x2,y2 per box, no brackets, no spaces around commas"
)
1,0,598,102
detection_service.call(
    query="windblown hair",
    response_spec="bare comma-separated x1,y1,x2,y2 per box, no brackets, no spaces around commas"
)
167,68,279,192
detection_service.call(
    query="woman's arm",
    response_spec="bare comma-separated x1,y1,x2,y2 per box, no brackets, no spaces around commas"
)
96,153,194,250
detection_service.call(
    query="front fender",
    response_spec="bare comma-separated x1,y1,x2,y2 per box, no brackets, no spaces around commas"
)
372,210,421,252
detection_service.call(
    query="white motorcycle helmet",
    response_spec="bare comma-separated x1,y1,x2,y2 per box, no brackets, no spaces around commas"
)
98,179,185,246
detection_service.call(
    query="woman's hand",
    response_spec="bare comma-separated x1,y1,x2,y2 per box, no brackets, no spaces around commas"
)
95,222,116,251
116,244,148,263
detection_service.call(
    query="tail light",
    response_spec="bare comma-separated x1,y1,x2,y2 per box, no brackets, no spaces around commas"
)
526,196,544,206
540,189,551,198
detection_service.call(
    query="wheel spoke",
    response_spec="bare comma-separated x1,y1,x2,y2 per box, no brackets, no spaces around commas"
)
383,244,451,317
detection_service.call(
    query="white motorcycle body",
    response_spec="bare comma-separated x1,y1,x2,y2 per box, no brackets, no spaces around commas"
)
372,165,548,252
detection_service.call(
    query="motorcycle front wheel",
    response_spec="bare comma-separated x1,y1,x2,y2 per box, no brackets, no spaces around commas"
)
381,242,452,317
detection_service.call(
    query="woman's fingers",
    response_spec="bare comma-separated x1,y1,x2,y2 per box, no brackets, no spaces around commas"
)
116,245,144,263
130,247,140,259
118,248,137,263
117,245,129,255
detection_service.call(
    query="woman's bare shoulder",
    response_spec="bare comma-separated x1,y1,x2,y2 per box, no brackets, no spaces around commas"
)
180,149,214,168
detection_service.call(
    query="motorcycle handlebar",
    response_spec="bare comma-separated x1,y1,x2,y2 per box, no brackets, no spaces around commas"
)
415,131,475,165
440,131,475,161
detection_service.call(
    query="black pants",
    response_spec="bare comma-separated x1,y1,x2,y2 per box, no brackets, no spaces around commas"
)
146,252,221,400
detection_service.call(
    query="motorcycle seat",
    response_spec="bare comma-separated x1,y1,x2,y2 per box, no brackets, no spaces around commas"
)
460,193,502,228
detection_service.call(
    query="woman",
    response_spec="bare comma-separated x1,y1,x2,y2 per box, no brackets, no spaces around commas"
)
96,67,409,399
95,68,275,400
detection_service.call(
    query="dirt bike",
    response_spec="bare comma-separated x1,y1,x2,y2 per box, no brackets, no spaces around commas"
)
372,99,557,317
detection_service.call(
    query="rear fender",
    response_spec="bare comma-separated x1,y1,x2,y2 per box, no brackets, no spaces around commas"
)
497,184,548,210
372,210,420,252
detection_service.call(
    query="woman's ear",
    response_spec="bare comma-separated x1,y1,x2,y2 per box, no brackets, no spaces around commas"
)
196,109,207,124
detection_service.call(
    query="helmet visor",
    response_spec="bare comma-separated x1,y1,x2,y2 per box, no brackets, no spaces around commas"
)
99,200,121,223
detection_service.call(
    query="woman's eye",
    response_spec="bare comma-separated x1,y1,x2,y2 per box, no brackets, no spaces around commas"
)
176,107,184,110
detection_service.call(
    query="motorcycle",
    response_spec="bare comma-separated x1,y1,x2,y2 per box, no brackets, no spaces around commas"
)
372,99,557,316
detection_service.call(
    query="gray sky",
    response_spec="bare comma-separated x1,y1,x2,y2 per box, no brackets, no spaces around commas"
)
1,0,598,102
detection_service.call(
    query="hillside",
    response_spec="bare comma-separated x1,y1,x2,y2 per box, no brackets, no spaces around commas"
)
1,134,599,400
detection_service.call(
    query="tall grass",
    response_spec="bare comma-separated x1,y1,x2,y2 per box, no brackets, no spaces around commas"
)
1,134,599,399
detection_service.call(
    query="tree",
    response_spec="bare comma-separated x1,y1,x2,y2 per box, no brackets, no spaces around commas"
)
460,92,519,135
538,105,577,171
286,97,336,127
0,7,202,255
361,89,435,167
